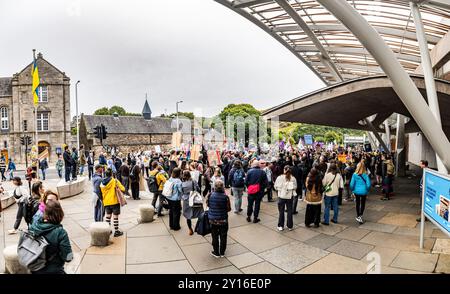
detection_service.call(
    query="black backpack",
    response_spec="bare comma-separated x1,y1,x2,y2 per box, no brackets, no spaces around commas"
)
232,169,245,188
23,197,40,225
147,172,160,193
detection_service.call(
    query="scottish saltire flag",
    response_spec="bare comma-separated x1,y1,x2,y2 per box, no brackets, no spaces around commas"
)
32,55,40,106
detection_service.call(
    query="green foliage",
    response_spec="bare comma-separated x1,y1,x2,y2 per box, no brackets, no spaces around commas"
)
280,123,364,144
94,106,141,116
163,112,195,120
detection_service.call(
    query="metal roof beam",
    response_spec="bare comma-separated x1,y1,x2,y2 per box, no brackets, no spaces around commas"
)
232,0,273,8
275,0,343,82
409,0,450,10
273,24,440,44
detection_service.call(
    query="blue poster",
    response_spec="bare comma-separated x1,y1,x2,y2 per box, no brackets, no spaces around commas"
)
423,169,450,235
304,135,313,145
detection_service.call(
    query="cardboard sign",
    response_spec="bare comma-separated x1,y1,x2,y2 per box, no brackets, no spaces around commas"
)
172,132,182,150
155,145,161,154
191,145,201,161
338,154,347,163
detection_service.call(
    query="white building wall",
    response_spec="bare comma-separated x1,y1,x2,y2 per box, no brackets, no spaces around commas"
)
408,133,437,169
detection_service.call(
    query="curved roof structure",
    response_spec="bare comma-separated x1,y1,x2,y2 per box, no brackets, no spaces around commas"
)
215,0,450,85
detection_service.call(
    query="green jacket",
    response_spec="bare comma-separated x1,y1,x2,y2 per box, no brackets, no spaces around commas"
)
29,220,73,274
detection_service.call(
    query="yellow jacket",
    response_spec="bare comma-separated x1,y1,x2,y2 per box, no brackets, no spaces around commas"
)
101,178,125,206
149,169,168,191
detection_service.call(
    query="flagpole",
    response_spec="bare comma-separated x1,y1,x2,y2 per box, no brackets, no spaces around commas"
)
33,49,39,179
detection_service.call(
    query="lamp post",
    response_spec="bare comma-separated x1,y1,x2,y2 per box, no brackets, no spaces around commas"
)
75,80,80,152
176,100,183,132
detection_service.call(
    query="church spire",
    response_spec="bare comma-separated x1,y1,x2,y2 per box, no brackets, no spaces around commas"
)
142,93,152,120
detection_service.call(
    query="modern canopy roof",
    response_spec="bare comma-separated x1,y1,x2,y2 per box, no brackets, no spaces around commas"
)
215,0,450,85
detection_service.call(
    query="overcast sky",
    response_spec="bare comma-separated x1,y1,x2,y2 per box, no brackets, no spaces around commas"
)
0,0,324,117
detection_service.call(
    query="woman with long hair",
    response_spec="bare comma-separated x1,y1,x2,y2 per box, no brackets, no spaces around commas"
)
322,163,344,225
304,167,323,228
181,170,203,235
350,161,371,224
274,166,297,231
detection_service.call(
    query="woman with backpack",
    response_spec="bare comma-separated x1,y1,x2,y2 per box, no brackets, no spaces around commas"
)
29,200,73,274
322,163,344,225
165,167,183,231
274,165,297,231
101,168,126,237
350,161,372,224
304,167,323,228
228,160,246,214
8,177,30,234
207,180,231,258
381,155,395,201
181,170,203,236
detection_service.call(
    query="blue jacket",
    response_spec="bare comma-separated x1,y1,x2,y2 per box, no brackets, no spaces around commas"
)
350,173,371,196
208,192,230,221
92,173,103,198
245,167,268,194
166,178,183,201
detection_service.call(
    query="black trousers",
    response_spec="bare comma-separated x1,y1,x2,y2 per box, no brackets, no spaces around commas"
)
266,182,273,201
14,202,25,230
168,199,181,230
278,198,293,229
88,165,94,180
71,164,77,180
203,182,211,197
131,181,140,199
211,222,228,256
305,204,321,226
355,194,367,217
247,193,263,219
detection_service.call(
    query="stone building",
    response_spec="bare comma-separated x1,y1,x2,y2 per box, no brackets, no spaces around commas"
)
79,100,179,155
0,53,71,164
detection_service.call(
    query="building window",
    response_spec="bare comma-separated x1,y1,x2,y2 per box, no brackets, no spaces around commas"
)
23,120,28,131
0,107,8,130
37,112,49,131
38,86,48,102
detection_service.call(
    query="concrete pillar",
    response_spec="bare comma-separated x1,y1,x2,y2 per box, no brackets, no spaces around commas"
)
384,120,391,152
364,119,389,152
395,114,406,177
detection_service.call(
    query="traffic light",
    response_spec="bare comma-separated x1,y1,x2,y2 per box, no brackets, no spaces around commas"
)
27,136,32,146
101,124,108,140
20,137,25,145
93,126,101,139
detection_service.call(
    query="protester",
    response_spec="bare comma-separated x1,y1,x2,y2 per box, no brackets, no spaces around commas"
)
305,167,323,228
245,160,268,224
165,167,183,231
32,190,60,224
92,164,104,222
56,155,64,179
149,161,168,217
7,158,16,181
119,160,130,196
29,200,73,274
100,168,125,237
228,160,246,214
322,163,344,225
63,145,72,182
71,147,78,181
8,177,30,234
381,155,395,201
350,161,371,224
130,162,141,200
274,165,297,231
210,167,225,192
0,155,6,181
79,145,86,176
207,180,231,258
39,158,49,180
87,152,95,180
181,170,203,235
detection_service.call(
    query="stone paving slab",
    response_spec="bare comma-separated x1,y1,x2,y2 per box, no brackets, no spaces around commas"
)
199,265,243,274
308,223,347,236
360,231,435,253
297,253,369,274
241,261,287,274
222,243,249,257
391,251,439,273
181,242,231,272
327,240,374,260
431,229,450,239
378,266,431,274
359,222,398,233
259,242,329,273
378,213,418,228
126,260,195,274
78,254,126,274
364,246,400,266
432,239,450,255
282,227,321,242
228,224,292,253
72,235,91,250
86,235,126,256
169,225,209,247
127,235,185,265
335,227,371,241
435,254,450,274
304,234,341,250
227,252,264,269
127,221,170,238
393,226,433,238
65,250,86,274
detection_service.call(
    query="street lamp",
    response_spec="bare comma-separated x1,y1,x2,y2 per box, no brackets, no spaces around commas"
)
176,100,183,132
75,80,80,151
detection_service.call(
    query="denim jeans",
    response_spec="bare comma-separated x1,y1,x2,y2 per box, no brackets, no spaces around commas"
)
323,196,339,224
79,164,85,176
231,187,244,212
65,166,71,182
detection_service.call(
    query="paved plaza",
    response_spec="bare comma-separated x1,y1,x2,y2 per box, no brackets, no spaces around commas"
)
1,174,449,274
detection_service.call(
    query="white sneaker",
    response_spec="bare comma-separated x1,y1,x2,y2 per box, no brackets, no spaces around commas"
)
8,229,17,235
277,226,284,231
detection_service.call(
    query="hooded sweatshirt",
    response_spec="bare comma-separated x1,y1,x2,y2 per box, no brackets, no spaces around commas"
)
100,177,125,206
29,220,73,274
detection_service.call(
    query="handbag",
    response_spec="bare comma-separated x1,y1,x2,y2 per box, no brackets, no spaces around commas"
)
323,174,337,194
189,181,203,207
115,180,127,207
247,183,261,194
195,211,211,236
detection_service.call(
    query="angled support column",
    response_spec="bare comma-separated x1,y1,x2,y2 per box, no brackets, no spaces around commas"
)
364,119,389,153
411,2,448,174
317,0,450,172
384,120,391,152
396,114,406,177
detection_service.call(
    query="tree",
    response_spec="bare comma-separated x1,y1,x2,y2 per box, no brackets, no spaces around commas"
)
324,131,341,143
164,112,195,120
109,106,126,116
94,107,110,115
